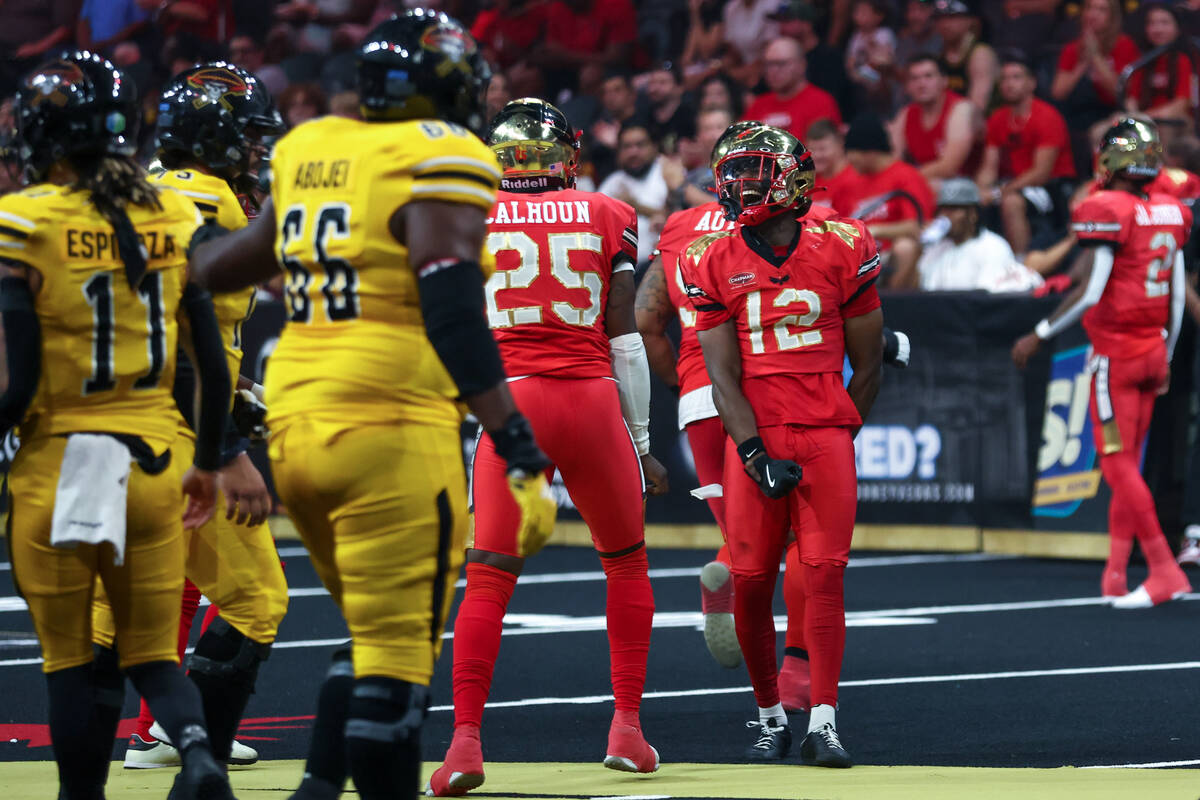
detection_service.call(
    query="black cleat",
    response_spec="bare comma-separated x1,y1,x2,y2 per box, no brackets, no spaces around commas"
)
744,718,791,761
800,723,852,768
167,747,237,800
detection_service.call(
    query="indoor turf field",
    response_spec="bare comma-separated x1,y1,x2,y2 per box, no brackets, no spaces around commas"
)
1,545,1198,799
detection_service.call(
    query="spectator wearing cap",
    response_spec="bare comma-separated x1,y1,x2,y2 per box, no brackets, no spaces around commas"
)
807,118,861,214
598,123,670,263
895,0,942,69
771,0,852,115
935,0,999,113
1051,0,1139,130
840,113,936,288
1125,3,1197,124
743,38,842,140
917,178,1044,292
846,0,899,114
977,54,1075,257
892,54,979,189
644,63,697,155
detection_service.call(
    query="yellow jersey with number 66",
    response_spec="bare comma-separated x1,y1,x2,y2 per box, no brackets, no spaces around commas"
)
0,183,202,452
266,115,501,430
149,168,257,395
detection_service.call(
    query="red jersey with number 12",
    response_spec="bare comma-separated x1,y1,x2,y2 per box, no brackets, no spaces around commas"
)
681,205,881,428
1072,189,1192,358
485,189,638,378
655,203,736,395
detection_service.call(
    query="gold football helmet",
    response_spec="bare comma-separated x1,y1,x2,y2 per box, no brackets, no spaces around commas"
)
711,120,765,170
1098,117,1162,186
486,97,579,190
714,125,816,224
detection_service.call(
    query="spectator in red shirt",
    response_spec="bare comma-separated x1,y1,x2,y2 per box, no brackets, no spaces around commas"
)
841,113,935,288
1051,0,1140,123
806,118,860,215
538,0,637,95
978,55,1076,256
742,38,842,140
891,54,979,190
470,0,549,70
1126,3,1197,124
160,0,236,41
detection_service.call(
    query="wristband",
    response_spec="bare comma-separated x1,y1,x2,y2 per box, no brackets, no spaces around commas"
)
1034,319,1052,340
737,436,766,465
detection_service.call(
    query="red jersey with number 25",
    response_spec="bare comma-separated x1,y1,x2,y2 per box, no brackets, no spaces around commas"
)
655,202,736,395
1072,189,1192,358
681,205,881,428
485,188,638,378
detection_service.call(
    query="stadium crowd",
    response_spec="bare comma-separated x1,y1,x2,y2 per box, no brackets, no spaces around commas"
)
5,0,1200,291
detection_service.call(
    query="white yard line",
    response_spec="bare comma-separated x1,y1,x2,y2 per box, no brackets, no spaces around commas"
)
1083,759,1200,769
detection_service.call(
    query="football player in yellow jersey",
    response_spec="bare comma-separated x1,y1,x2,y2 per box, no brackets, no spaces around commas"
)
0,53,237,800
189,11,557,800
91,62,290,770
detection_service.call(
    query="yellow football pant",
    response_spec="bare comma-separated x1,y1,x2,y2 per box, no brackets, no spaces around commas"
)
9,435,185,673
93,438,288,649
268,419,467,684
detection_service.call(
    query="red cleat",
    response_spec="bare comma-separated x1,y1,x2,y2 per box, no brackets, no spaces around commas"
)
603,713,660,774
779,653,811,712
425,726,485,797
1101,568,1128,598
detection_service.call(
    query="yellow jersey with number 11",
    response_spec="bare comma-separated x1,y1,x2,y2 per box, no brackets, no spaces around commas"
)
266,115,501,431
0,183,201,452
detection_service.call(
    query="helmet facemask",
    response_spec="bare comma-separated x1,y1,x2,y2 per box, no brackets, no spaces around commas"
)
716,149,809,225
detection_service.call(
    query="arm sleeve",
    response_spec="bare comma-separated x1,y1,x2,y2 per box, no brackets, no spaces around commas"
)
180,282,232,470
610,332,651,456
0,277,41,432
418,258,508,397
1167,248,1185,360
1035,245,1114,340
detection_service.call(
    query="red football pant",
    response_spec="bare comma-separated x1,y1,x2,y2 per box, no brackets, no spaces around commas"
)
460,376,653,726
1090,349,1177,576
686,415,728,534
687,413,806,650
723,424,856,709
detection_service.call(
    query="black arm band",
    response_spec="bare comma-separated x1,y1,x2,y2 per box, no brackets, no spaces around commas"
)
0,277,41,431
736,436,766,465
181,282,232,470
417,259,507,397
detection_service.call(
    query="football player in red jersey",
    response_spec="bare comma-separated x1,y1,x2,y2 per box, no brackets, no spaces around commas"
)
1013,118,1192,608
427,99,667,797
681,125,884,767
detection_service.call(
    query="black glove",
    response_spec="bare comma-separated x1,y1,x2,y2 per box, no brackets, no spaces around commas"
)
490,412,551,477
187,219,231,259
738,436,802,499
231,388,268,443
882,328,910,369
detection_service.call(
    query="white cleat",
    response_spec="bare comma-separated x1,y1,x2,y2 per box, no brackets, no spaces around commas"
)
1178,536,1200,567
1110,584,1188,609
123,733,180,769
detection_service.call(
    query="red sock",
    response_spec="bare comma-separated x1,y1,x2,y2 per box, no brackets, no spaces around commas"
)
732,571,779,708
715,545,731,566
601,547,654,713
804,563,846,708
452,562,517,729
200,601,220,634
783,541,806,654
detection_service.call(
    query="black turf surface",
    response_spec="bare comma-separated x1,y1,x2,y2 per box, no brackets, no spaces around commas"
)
0,546,1196,769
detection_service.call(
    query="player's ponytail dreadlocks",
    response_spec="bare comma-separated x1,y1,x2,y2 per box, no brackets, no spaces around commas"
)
72,153,162,288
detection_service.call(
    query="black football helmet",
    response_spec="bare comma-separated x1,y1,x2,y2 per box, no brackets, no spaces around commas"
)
357,9,491,132
13,51,139,183
156,62,284,193
486,98,579,190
